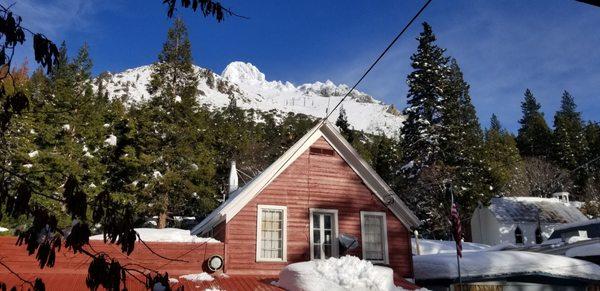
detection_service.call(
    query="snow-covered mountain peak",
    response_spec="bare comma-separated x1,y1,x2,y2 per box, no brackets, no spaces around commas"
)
222,61,266,85
98,61,405,136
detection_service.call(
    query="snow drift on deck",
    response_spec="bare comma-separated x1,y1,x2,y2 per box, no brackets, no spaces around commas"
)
89,228,219,243
277,256,409,291
413,251,600,281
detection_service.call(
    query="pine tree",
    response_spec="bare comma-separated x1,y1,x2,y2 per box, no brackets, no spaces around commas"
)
137,18,216,228
371,134,403,188
553,91,587,168
335,106,355,143
10,43,109,227
483,114,524,195
440,60,492,222
400,22,449,179
516,89,552,158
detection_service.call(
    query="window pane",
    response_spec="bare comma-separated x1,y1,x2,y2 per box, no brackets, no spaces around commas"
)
313,229,321,243
324,230,331,244
313,214,320,229
324,244,331,258
313,245,321,259
364,215,384,261
260,209,284,259
324,215,331,229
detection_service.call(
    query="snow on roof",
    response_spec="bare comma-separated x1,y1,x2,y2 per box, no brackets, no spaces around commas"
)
412,238,489,255
276,256,410,291
553,218,600,232
191,121,420,235
488,197,588,224
565,242,600,258
413,251,600,282
89,228,220,243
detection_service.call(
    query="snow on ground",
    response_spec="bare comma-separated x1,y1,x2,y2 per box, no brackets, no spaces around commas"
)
99,62,405,136
0,226,8,232
412,238,490,255
168,278,179,284
89,228,220,243
413,251,600,281
565,242,600,258
276,255,415,291
179,272,214,282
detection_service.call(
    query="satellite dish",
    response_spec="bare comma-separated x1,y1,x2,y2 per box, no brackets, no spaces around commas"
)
207,254,224,272
339,233,359,254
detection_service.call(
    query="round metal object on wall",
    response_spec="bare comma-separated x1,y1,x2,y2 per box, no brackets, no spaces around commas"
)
207,254,224,272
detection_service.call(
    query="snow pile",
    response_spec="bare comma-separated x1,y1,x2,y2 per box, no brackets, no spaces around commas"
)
90,228,220,243
277,256,401,291
104,134,117,146
413,251,600,281
99,61,405,136
567,236,590,244
412,238,489,255
565,242,600,258
179,272,214,282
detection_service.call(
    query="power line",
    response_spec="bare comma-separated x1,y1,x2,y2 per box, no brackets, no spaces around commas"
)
245,0,434,201
325,0,433,121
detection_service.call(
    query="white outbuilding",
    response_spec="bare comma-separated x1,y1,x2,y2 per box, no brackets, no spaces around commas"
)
471,195,588,246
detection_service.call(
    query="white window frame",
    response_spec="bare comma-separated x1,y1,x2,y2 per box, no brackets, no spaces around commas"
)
360,211,389,264
309,208,339,260
256,205,287,262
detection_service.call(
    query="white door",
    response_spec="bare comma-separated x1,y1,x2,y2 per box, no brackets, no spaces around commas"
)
311,211,338,259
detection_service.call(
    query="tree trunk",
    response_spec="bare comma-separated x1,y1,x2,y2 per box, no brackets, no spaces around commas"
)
158,211,168,229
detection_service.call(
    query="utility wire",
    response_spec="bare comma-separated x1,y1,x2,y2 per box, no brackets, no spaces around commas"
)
325,0,433,121
242,0,434,203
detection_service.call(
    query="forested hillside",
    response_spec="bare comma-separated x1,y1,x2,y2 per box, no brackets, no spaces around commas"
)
1,19,598,240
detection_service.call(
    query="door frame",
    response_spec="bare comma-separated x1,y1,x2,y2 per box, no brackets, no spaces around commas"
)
309,208,339,260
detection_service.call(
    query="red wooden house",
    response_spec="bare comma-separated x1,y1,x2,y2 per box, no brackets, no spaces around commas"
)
191,120,421,281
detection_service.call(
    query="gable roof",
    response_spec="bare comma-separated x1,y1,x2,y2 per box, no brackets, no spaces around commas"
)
488,197,588,225
191,120,420,235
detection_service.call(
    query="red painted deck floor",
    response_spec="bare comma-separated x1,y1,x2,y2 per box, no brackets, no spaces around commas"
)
0,273,283,291
0,272,420,290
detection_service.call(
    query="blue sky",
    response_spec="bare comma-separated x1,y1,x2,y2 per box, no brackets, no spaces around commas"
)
11,0,600,132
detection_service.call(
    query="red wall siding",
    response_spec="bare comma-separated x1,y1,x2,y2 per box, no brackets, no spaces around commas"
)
0,237,225,276
224,137,413,277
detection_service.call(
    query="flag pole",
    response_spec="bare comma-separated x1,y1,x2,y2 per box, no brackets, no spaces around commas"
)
449,184,463,289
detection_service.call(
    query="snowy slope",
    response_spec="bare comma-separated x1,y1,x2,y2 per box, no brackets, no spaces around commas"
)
99,61,404,135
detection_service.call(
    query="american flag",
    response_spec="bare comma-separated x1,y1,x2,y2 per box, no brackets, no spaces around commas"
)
450,203,463,257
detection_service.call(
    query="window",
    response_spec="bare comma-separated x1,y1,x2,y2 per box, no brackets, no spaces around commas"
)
515,226,523,244
535,226,543,244
310,209,339,260
256,205,287,262
360,211,389,264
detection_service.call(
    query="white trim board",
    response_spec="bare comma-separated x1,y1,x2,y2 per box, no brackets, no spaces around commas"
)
191,121,420,236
